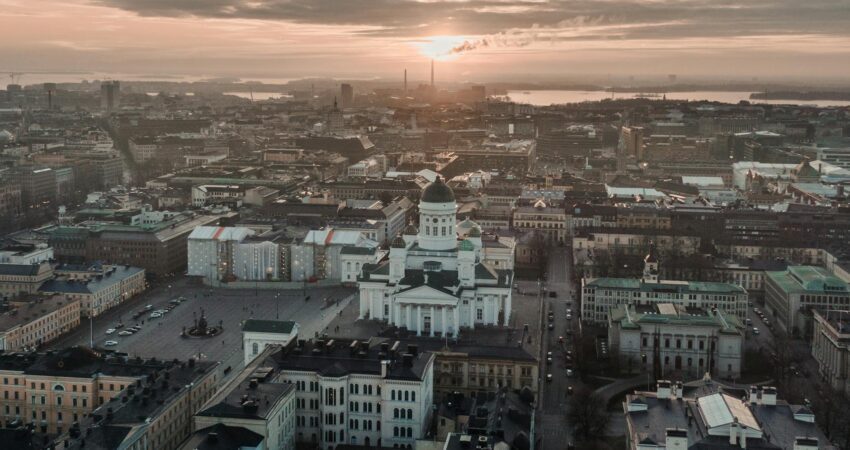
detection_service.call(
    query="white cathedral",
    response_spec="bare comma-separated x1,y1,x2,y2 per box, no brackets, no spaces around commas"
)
357,177,514,337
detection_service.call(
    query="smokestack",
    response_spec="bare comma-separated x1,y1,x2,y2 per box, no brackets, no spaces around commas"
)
404,69,408,93
430,59,434,88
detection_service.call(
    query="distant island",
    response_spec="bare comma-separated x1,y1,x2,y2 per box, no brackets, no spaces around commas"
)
750,91,850,101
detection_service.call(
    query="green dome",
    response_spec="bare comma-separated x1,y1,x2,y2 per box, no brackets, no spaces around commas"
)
391,236,406,248
421,177,455,203
459,239,475,251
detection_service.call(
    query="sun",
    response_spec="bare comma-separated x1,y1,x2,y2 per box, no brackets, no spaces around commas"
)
413,35,468,61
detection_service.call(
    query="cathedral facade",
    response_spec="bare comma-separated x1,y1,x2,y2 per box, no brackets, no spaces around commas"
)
357,178,513,336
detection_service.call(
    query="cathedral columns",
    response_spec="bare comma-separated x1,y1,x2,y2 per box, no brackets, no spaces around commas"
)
406,305,412,331
442,306,447,336
470,300,476,330
430,306,435,337
454,306,460,337
417,305,422,336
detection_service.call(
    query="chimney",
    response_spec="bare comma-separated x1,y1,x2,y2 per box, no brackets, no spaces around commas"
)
656,380,672,399
760,386,777,406
793,437,819,450
665,428,688,450
381,360,389,378
749,386,759,404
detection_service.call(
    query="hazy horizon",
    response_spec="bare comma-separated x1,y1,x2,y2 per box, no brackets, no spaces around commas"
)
3,0,850,85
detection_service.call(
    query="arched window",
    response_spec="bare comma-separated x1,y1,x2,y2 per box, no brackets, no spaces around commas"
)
411,392,415,402
394,408,399,418
404,391,409,402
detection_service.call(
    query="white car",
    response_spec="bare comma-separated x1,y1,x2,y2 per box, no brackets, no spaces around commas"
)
566,369,574,377
150,312,162,319
105,328,116,335
104,340,118,347
118,330,133,336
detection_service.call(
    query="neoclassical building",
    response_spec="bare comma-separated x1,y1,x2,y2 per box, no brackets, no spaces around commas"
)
357,178,513,336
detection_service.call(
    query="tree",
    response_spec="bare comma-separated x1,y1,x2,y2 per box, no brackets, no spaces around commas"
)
567,387,610,444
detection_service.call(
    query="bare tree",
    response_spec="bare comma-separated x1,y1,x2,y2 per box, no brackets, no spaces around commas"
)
567,387,611,444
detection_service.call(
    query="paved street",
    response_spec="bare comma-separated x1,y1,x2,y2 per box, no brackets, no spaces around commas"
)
48,276,355,380
535,245,579,450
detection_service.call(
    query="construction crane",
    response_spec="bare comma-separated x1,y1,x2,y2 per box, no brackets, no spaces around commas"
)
1,72,24,85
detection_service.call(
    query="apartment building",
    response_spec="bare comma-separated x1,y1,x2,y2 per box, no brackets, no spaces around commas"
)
0,262,54,299
193,353,296,450
271,339,434,450
59,357,220,450
0,295,80,352
812,309,850,393
0,347,214,436
512,200,566,244
38,265,146,317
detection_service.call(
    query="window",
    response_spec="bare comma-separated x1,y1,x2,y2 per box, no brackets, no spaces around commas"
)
477,309,483,320
253,343,259,355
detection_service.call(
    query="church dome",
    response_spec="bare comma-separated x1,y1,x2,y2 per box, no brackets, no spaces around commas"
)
391,236,406,248
403,224,419,235
421,177,455,203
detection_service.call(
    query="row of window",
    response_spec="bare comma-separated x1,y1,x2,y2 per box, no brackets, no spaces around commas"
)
389,390,416,402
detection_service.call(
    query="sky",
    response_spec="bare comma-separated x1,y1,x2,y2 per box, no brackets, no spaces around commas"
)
2,0,850,84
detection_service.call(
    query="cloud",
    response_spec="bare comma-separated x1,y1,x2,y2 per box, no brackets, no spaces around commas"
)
91,0,850,42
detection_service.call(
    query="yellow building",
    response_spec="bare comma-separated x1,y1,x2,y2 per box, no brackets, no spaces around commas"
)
0,294,80,351
0,347,217,437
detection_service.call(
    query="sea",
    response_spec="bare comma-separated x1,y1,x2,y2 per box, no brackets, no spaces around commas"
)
504,90,850,108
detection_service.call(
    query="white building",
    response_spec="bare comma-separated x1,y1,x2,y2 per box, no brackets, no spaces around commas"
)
273,339,434,450
581,246,748,324
0,243,53,265
234,239,281,281
187,226,254,281
194,353,297,450
291,228,379,282
191,184,243,207
358,178,514,337
242,319,300,365
608,303,745,379
347,156,387,178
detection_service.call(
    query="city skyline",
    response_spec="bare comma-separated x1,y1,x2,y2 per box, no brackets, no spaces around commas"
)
2,0,850,84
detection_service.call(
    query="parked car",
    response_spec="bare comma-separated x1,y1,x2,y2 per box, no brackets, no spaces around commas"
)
118,331,133,336
566,314,572,320
546,374,553,382
145,305,153,310
150,312,162,319
104,340,118,347
752,327,760,335
114,323,124,329
567,386,574,395
548,323,554,330
566,369,574,377
548,291,557,298
105,328,116,335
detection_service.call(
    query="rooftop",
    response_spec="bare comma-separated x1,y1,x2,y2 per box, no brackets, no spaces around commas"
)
242,320,297,334
270,339,433,381
586,277,747,295
765,265,850,294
